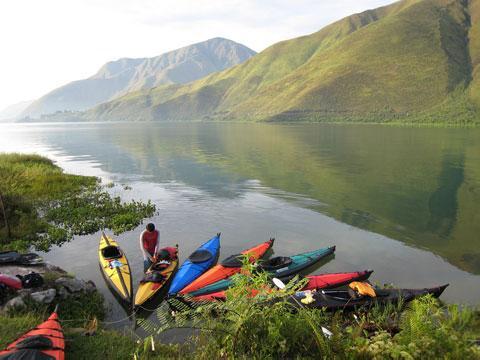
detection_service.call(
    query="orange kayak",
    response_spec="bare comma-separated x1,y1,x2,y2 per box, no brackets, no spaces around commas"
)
180,238,274,294
0,311,64,359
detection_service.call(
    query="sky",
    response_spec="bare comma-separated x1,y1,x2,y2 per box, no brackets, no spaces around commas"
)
0,0,396,111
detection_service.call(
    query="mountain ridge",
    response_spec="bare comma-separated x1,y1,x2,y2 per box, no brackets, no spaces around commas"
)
88,0,480,124
21,37,256,118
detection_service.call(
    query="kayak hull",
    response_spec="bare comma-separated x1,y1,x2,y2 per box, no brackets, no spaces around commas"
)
0,311,64,360
0,251,44,266
193,270,374,302
302,270,373,291
0,273,22,290
188,246,336,297
287,284,449,311
264,246,335,278
98,233,133,304
168,234,221,296
180,238,274,295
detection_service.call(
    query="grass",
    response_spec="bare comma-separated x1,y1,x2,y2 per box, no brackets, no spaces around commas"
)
3,296,477,359
0,277,178,359
1,260,478,358
0,153,156,251
0,314,129,359
0,297,184,359
65,331,139,360
134,261,480,359
0,313,43,349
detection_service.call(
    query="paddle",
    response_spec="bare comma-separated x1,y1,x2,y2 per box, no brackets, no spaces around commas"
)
272,277,332,338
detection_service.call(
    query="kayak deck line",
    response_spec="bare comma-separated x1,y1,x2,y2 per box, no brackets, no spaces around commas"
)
116,265,129,301
98,232,133,304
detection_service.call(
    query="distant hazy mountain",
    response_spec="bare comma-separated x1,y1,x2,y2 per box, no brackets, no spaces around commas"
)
90,0,480,124
0,100,33,121
22,38,256,118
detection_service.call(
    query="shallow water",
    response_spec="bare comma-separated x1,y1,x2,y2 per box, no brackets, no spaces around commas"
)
0,122,479,330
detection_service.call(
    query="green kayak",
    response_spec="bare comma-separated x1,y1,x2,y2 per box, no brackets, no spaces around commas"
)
187,246,335,297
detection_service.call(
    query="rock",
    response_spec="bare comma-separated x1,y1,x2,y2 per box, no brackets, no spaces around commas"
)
31,289,56,304
57,286,69,300
45,262,67,274
85,280,96,293
17,289,34,298
4,296,25,311
55,277,87,293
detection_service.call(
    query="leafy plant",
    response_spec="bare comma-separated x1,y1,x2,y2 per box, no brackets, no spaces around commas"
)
138,260,480,359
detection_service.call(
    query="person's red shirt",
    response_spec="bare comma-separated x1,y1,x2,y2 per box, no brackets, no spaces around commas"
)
142,230,159,255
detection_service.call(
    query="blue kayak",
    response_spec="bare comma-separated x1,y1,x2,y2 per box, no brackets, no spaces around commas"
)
168,233,221,295
187,246,335,297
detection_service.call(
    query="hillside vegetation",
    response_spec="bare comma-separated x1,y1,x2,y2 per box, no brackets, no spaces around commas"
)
22,38,256,118
90,0,480,124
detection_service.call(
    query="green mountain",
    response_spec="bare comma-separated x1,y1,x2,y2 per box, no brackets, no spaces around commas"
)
22,38,256,118
89,0,480,124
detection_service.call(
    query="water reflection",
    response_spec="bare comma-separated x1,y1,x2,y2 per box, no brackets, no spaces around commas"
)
0,122,479,278
426,153,463,238
66,123,479,274
1,122,479,275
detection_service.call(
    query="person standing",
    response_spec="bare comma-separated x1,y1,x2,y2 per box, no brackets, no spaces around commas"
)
139,223,160,272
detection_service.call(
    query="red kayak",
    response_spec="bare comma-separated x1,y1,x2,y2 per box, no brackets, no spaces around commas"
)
193,270,373,302
302,270,373,290
0,310,64,360
0,273,22,290
180,238,274,294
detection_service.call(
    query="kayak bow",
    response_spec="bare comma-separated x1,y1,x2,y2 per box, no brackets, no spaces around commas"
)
0,310,64,360
180,238,274,295
98,232,133,304
168,233,221,296
0,273,22,290
287,284,449,311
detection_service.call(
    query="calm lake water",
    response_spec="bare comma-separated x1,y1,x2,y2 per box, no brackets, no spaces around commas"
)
0,122,479,331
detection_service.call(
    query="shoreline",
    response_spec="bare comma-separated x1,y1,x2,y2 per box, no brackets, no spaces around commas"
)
6,118,480,128
0,257,98,315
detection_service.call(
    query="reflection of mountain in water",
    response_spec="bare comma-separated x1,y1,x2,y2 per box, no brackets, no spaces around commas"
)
427,153,464,239
37,122,480,274
35,124,247,199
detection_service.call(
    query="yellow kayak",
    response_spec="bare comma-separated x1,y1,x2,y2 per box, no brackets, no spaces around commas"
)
98,232,133,304
134,246,179,307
